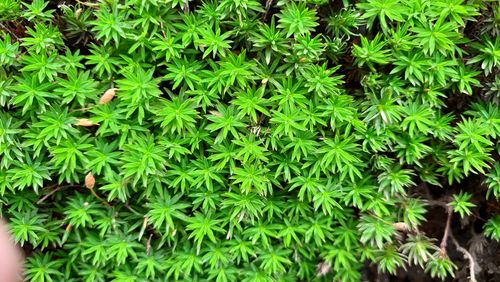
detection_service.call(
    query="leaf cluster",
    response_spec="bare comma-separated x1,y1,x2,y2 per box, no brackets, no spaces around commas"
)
0,0,499,281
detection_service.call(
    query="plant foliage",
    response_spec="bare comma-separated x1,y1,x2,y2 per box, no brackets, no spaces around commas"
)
0,0,499,281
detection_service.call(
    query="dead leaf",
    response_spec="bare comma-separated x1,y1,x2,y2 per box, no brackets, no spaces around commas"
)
75,118,97,127
392,222,409,231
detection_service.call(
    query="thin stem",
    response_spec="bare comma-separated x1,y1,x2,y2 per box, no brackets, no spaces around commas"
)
263,0,274,20
425,199,449,209
70,106,94,112
160,22,167,39
0,22,20,41
450,232,477,282
37,185,79,204
440,205,453,253
88,186,111,207
75,0,100,7
146,233,153,256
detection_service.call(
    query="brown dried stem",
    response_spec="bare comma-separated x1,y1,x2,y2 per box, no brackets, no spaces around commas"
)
75,0,100,7
440,205,453,253
87,185,111,207
146,233,153,256
37,185,78,204
0,22,21,41
450,232,477,282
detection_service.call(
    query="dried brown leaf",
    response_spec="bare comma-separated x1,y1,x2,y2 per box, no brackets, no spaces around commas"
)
75,118,97,127
209,110,222,117
392,222,409,232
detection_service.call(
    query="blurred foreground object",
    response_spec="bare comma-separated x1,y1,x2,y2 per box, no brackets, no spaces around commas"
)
0,219,23,282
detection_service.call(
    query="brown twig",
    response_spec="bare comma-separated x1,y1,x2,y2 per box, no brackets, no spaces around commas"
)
88,186,111,207
37,185,78,204
138,216,149,241
159,22,167,39
429,196,480,282
450,232,478,282
425,198,455,254
0,22,21,41
70,106,94,113
425,199,449,209
75,0,100,7
263,0,274,21
440,205,453,253
146,233,153,256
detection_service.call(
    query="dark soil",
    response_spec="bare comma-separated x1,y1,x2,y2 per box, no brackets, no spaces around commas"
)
361,174,500,282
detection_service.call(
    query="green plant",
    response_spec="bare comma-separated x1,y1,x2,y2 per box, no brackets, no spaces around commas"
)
485,163,500,199
0,0,499,281
352,34,391,71
484,215,500,241
277,2,318,37
468,36,500,76
326,7,363,38
449,191,476,218
425,254,457,280
357,0,406,32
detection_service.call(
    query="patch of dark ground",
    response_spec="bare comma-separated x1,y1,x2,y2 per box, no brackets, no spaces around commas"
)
362,174,500,281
